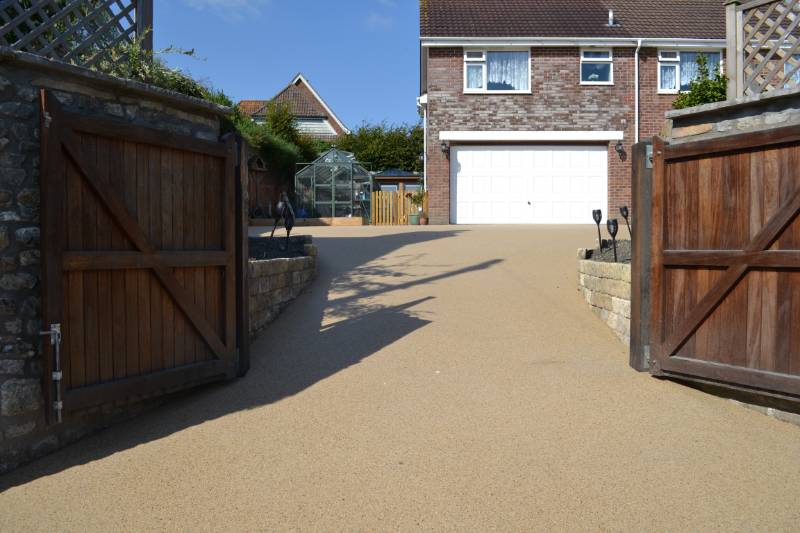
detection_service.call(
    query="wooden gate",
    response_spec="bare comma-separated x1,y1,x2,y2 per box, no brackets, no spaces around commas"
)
39,91,240,420
371,190,427,225
651,127,800,399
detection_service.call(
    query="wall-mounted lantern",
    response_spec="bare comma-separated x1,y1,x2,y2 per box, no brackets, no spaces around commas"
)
440,141,449,157
614,140,625,160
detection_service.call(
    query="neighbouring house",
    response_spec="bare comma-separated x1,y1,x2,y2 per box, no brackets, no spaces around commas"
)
372,168,422,192
418,0,726,225
239,73,350,141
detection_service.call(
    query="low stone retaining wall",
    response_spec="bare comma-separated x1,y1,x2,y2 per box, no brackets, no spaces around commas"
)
249,239,316,338
577,249,631,345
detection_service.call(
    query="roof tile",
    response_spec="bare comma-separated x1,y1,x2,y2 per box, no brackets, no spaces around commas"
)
420,0,725,39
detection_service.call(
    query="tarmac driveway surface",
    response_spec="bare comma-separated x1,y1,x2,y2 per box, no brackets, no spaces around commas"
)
1,225,799,531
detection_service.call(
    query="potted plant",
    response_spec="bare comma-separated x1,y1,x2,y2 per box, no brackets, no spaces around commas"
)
407,190,426,225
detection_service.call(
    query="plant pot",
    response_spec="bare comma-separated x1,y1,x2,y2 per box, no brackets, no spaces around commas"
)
419,216,429,225
408,213,420,225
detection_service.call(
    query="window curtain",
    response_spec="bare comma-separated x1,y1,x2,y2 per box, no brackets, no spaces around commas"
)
680,52,720,90
660,65,677,90
467,65,483,89
487,52,529,91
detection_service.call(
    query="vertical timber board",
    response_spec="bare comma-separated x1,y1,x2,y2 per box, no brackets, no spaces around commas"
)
236,137,251,376
223,135,237,370
39,91,67,423
630,141,652,372
649,136,666,374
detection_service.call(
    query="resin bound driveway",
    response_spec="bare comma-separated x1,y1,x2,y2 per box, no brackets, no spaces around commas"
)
2,226,799,531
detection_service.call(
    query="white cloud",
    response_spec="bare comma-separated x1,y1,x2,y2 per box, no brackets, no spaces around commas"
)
182,0,269,22
364,11,393,30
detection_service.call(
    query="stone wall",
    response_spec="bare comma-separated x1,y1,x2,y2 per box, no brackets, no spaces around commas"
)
249,240,316,338
0,47,229,474
665,85,800,143
577,250,631,345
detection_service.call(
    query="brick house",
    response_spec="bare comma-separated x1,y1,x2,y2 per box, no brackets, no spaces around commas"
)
239,73,350,141
418,0,726,224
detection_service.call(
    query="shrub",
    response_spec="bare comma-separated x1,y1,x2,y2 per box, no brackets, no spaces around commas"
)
672,54,728,110
91,35,321,180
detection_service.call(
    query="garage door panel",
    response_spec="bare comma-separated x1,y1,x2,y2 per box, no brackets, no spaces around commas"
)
451,145,607,224
570,175,589,194
553,177,570,195
491,176,510,194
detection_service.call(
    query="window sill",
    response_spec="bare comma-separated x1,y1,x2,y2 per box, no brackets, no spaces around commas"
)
658,90,680,95
580,81,614,86
463,90,532,95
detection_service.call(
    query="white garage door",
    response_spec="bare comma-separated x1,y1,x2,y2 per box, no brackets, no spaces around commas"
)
450,145,608,224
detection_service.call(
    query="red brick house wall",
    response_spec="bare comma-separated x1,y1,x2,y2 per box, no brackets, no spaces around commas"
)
424,46,690,224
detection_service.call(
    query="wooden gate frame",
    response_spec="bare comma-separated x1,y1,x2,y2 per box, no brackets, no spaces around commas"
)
39,91,243,420
650,127,800,398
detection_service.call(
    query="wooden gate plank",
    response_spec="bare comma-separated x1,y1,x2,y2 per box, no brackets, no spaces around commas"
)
94,136,113,383
38,90,67,421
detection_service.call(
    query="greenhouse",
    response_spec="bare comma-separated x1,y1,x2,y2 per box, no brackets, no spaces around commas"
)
294,148,372,219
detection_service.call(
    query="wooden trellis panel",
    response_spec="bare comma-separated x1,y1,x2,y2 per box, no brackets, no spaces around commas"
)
728,0,800,97
0,0,152,67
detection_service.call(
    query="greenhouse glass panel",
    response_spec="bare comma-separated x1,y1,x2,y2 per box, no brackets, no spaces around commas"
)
294,148,372,220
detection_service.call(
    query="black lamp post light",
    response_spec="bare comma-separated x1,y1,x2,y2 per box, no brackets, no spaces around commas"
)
619,205,632,239
592,209,603,250
607,218,619,263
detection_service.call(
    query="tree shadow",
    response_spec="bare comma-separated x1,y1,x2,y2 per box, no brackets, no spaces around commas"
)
1,229,504,489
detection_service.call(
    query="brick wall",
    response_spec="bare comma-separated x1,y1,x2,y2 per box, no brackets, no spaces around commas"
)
425,46,681,224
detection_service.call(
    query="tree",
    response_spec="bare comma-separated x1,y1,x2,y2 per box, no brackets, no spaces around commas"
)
336,123,423,172
672,54,728,110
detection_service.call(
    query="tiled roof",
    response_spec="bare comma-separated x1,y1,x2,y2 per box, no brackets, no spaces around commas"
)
272,82,327,117
238,100,267,116
420,0,726,39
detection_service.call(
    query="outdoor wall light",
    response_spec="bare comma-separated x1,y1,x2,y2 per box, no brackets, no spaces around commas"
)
592,209,603,250
440,141,449,156
614,140,625,160
607,218,619,262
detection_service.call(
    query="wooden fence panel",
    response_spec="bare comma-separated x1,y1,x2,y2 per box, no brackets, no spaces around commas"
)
650,129,800,399
371,191,427,225
39,90,239,421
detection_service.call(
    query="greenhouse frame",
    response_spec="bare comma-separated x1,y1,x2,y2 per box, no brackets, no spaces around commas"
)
294,148,372,220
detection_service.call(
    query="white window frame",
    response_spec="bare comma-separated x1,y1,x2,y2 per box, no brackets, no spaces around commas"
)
657,49,723,95
580,48,614,85
463,49,531,94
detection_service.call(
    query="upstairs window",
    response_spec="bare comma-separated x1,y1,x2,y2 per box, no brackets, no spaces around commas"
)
464,50,530,93
784,54,800,88
580,49,613,85
658,50,722,93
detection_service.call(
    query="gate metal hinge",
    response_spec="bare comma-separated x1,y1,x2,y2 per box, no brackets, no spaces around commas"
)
39,323,63,423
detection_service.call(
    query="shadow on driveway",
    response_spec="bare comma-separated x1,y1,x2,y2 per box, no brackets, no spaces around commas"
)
1,229,503,489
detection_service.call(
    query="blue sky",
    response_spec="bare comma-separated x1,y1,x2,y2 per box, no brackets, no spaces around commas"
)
154,0,421,129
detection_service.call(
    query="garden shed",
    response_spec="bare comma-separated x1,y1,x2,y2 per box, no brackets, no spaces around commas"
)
294,148,371,220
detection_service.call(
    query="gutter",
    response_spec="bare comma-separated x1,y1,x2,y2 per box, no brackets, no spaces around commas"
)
419,36,726,49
